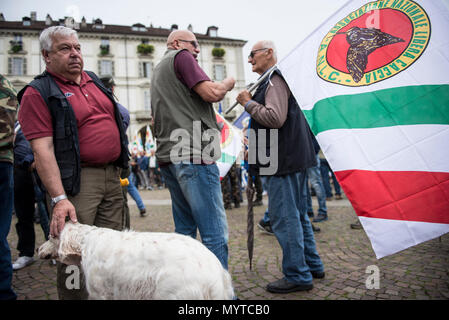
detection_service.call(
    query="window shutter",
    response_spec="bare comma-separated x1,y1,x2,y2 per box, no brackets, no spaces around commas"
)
112,61,115,76
23,58,27,75
138,62,143,78
98,60,102,75
8,57,12,75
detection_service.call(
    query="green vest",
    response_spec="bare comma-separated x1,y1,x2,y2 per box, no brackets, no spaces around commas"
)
151,49,220,163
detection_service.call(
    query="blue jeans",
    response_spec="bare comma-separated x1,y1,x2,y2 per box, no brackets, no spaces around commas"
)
161,162,229,269
306,156,327,216
262,209,270,224
266,171,324,285
126,175,145,210
320,158,341,197
0,162,17,300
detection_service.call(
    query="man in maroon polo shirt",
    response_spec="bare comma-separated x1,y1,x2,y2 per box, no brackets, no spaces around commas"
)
17,26,128,300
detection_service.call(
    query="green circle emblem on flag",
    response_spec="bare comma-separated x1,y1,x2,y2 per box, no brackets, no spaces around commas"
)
316,0,431,87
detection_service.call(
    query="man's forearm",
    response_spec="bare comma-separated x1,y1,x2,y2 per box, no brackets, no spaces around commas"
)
193,77,235,103
30,137,65,198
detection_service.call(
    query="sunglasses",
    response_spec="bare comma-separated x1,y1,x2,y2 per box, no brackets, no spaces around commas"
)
248,48,268,58
177,39,199,49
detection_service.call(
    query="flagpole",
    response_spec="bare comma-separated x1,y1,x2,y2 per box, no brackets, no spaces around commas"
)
224,64,277,115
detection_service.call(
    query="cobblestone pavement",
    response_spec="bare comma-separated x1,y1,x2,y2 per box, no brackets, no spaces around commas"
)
7,188,449,300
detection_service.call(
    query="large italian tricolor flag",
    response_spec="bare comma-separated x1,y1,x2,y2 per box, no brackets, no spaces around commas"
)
278,0,449,258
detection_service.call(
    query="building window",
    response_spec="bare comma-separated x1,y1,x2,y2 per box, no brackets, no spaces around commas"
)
10,34,23,53
213,64,226,81
143,90,151,111
100,38,109,46
100,38,110,55
139,61,153,78
98,60,114,76
8,57,26,75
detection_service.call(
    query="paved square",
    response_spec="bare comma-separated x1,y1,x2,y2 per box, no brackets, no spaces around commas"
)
7,188,449,300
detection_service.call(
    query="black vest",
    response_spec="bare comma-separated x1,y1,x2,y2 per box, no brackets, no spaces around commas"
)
17,70,129,196
249,68,316,176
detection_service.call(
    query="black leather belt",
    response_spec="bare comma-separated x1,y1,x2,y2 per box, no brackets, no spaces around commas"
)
80,162,112,168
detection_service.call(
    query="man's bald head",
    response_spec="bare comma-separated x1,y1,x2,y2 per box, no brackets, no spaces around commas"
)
167,30,195,47
166,29,200,59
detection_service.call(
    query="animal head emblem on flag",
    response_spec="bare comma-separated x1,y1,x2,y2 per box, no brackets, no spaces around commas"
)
316,0,430,87
215,113,233,149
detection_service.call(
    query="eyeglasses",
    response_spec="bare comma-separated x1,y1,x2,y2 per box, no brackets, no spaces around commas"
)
177,39,199,49
248,48,268,59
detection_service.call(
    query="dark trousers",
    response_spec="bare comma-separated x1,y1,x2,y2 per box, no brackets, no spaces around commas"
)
14,166,36,257
0,162,17,300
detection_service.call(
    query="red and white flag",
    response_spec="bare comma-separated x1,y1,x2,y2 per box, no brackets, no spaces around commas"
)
278,0,449,258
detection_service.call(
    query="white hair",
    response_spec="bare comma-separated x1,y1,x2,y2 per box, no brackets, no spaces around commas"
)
260,40,277,60
39,26,78,52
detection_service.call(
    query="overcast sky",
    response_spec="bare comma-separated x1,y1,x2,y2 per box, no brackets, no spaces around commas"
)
2,0,348,82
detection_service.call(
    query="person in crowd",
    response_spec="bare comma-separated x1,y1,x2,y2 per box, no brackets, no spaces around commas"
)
99,76,147,220
11,124,50,271
130,153,141,188
17,26,129,299
137,150,152,190
150,29,235,269
236,40,324,293
252,173,264,206
221,162,241,210
319,150,343,200
306,135,329,222
0,74,18,300
148,148,164,189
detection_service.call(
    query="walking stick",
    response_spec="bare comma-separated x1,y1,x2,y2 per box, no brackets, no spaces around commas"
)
246,174,255,270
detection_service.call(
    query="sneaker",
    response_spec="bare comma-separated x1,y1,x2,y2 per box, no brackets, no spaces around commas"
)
140,208,147,217
335,194,343,200
147,186,154,191
313,214,328,222
307,211,314,218
257,219,274,235
253,199,263,206
266,278,313,293
311,224,321,233
13,256,35,271
350,221,363,229
224,203,233,210
326,196,333,201
234,201,240,209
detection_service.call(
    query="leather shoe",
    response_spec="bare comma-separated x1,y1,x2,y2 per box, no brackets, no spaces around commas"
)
311,271,325,279
266,278,313,293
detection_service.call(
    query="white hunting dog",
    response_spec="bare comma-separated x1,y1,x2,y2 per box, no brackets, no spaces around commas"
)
38,222,234,300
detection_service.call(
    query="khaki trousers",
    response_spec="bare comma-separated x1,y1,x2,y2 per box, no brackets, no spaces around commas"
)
48,165,125,300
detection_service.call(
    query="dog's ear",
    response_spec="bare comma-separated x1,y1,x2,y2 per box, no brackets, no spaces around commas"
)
37,238,59,259
58,223,83,265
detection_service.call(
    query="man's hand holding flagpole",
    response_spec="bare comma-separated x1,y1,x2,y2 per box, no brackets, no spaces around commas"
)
224,65,277,115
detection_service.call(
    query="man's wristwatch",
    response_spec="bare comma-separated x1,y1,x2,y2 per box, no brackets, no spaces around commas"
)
51,194,68,208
